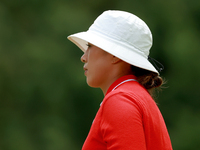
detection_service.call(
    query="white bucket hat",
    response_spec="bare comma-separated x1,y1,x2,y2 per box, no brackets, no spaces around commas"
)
68,10,159,74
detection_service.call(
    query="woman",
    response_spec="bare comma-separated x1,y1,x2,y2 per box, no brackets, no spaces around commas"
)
68,10,173,150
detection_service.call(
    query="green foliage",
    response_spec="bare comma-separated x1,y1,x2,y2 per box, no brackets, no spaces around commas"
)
0,0,199,149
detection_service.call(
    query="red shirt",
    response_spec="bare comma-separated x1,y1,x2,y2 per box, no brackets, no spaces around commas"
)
82,75,173,150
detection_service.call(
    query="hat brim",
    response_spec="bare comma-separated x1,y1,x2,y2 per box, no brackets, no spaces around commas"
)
68,31,159,74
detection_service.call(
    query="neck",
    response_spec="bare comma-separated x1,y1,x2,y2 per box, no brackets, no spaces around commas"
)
100,62,132,95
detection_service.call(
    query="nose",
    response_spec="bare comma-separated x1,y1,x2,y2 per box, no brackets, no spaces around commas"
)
81,53,86,63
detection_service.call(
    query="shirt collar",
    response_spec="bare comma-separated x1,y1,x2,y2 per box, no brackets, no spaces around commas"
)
105,75,137,95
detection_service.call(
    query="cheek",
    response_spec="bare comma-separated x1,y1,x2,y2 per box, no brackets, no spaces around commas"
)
86,67,103,87
86,51,112,87
87,63,110,87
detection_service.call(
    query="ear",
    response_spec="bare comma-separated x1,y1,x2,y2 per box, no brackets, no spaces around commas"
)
112,56,121,64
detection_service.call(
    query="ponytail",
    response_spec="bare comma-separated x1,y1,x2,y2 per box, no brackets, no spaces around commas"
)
131,65,163,97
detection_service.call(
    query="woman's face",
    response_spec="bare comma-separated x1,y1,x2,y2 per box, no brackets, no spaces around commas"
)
81,43,113,88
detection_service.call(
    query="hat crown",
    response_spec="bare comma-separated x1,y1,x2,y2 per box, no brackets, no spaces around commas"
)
88,10,152,58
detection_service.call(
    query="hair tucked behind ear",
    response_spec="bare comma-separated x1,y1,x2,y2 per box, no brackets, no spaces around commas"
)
131,65,163,97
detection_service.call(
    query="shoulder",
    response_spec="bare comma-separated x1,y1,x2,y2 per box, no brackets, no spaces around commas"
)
101,81,156,119
104,81,152,108
101,90,143,122
99,89,147,137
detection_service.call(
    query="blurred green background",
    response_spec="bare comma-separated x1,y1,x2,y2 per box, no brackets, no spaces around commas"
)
0,0,200,149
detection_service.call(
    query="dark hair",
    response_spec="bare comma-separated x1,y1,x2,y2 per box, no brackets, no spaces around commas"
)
131,65,163,97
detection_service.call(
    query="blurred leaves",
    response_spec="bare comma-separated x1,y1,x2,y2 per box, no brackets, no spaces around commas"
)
0,0,200,149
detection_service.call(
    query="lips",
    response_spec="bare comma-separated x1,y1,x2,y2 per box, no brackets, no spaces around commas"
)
83,66,88,75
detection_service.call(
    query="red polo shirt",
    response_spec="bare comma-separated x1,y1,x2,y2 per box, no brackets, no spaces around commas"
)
82,75,173,150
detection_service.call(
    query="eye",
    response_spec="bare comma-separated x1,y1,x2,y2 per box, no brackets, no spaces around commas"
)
86,43,91,47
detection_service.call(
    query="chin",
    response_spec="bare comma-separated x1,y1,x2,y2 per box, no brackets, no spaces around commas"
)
87,83,97,88
86,79,99,88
